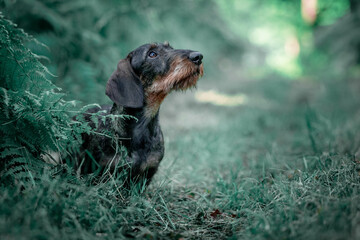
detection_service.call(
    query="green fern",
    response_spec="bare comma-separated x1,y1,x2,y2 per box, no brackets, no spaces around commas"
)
0,13,132,186
0,14,81,184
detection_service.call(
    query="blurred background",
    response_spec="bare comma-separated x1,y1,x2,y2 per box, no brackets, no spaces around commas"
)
1,0,359,134
1,1,360,238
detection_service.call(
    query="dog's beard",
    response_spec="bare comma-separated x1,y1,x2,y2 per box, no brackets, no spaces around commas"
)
149,59,203,93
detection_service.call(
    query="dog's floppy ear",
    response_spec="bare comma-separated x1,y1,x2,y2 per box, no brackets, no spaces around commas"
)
106,58,144,108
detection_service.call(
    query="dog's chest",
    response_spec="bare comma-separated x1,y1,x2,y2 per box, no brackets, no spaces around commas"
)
108,105,165,171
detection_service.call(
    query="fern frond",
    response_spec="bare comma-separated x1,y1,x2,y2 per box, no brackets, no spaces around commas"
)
0,14,81,185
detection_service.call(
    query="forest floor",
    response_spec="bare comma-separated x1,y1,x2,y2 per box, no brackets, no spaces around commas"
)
1,74,360,239
154,75,360,239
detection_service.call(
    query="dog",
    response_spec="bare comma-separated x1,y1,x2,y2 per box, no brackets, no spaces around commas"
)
77,42,203,185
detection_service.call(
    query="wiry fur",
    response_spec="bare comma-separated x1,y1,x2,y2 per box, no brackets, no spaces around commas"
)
144,57,204,117
77,42,203,185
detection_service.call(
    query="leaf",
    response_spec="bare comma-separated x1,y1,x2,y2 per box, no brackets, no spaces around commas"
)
210,209,222,218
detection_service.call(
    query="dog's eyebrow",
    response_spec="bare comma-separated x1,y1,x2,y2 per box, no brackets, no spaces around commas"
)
148,44,157,51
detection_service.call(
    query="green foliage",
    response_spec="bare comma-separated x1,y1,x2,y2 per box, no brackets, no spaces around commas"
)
0,13,134,186
0,14,80,183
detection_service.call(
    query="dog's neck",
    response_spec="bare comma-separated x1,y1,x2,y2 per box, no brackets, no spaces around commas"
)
144,90,168,119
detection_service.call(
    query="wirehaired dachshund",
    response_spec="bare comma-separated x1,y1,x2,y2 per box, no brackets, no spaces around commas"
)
78,42,203,185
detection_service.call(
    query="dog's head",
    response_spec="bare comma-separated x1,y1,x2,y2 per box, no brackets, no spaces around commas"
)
106,42,204,112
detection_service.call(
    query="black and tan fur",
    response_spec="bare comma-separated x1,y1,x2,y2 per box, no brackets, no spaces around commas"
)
78,42,203,184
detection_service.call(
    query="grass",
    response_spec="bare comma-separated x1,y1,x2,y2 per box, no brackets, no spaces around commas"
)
1,78,360,239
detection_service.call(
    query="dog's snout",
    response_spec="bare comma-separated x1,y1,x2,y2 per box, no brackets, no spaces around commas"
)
189,52,203,65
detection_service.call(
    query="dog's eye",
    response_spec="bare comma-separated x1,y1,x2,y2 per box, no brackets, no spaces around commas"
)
148,51,158,58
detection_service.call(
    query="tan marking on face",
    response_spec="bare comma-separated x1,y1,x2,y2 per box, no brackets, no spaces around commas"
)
149,57,203,93
144,57,203,118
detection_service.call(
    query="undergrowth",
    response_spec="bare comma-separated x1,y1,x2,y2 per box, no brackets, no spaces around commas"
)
0,14,78,184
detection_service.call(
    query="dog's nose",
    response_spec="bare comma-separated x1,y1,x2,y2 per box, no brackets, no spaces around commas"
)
189,52,203,65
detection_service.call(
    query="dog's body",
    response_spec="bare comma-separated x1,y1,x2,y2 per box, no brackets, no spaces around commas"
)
78,42,203,184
